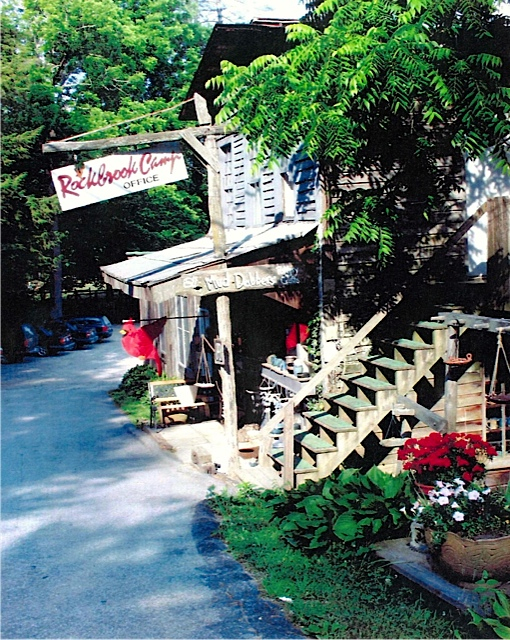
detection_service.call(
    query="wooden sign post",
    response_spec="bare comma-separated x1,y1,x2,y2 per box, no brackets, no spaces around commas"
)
43,95,241,471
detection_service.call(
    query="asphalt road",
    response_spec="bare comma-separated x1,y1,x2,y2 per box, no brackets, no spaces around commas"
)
1,329,303,639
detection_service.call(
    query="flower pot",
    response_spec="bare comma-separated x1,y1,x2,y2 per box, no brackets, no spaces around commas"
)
238,445,259,460
414,482,435,496
425,530,510,582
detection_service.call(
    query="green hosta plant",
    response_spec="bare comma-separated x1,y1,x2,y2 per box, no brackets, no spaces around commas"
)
468,574,510,639
274,467,413,553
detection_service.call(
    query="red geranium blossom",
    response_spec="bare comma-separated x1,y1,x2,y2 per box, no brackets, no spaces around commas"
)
398,432,496,484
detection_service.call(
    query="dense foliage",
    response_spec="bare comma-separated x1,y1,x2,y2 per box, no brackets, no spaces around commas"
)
1,0,210,320
109,363,162,425
270,466,414,554
110,363,161,403
208,479,473,638
210,0,510,259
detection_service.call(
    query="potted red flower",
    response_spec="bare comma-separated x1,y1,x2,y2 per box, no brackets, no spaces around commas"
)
397,431,497,489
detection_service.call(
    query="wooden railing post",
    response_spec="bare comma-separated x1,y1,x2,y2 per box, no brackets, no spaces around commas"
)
282,401,295,488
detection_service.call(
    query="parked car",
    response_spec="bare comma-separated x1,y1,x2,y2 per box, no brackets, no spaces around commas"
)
20,323,50,357
67,316,113,341
51,319,99,348
37,323,76,354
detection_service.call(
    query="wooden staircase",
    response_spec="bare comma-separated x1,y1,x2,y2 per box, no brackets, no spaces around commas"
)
265,319,452,484
254,312,510,489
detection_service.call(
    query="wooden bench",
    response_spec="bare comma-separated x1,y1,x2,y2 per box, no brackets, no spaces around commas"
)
148,380,210,425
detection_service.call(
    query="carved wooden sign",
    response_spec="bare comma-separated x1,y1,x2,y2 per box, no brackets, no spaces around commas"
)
175,263,301,296
51,142,188,211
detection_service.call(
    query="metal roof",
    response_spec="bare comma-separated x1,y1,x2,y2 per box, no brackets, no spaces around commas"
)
101,221,317,299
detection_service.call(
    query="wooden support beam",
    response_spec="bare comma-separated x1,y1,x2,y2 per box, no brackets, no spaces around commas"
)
282,402,295,488
396,396,448,433
205,134,226,258
42,124,228,154
217,293,239,474
193,93,212,125
181,130,220,173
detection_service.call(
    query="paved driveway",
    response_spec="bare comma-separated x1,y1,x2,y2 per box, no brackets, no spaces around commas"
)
1,330,303,639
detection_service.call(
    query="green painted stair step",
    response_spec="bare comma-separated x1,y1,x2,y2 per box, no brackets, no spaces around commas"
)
294,431,337,453
303,411,356,433
343,375,396,392
327,393,376,411
393,338,434,350
360,356,414,371
270,450,316,474
412,321,448,330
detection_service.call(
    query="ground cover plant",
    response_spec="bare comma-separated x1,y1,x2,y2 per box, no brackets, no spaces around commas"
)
207,473,477,639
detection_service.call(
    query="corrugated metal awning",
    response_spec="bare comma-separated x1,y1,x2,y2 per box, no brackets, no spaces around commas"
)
101,221,317,302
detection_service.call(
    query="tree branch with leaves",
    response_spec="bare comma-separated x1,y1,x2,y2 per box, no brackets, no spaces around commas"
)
210,0,509,260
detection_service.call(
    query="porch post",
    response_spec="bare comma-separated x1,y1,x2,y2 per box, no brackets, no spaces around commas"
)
205,132,238,472
444,320,461,431
216,294,239,470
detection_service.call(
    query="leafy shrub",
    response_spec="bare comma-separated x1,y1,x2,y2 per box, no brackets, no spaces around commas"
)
270,467,414,554
110,364,160,403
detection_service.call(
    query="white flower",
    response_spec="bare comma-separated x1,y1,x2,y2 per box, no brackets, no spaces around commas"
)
482,488,491,495
438,496,450,505
453,478,465,485
467,490,481,501
451,502,460,509
439,487,453,497
453,511,465,522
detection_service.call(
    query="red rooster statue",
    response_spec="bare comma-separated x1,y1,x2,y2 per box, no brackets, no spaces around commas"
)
120,317,167,376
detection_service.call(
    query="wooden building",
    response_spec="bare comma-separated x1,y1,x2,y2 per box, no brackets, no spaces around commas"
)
75,20,510,486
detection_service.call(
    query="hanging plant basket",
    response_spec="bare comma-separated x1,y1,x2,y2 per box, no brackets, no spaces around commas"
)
443,353,473,366
425,530,510,582
487,392,510,405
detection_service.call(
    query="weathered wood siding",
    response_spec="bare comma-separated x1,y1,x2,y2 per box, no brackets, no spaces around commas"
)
218,134,321,228
139,295,202,379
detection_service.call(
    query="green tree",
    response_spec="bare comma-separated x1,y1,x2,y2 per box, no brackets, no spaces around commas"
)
1,0,209,317
1,3,62,312
210,0,510,259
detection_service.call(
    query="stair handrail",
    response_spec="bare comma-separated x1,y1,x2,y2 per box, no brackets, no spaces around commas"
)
258,197,503,481
258,302,400,468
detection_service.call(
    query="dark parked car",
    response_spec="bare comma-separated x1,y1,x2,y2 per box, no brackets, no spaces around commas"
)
1,323,49,362
51,319,99,348
68,316,113,341
37,324,76,354
20,323,49,357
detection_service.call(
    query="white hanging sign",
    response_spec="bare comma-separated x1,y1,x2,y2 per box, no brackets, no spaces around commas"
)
51,142,188,211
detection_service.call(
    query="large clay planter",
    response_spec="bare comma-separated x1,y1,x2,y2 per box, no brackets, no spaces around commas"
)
425,530,510,582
